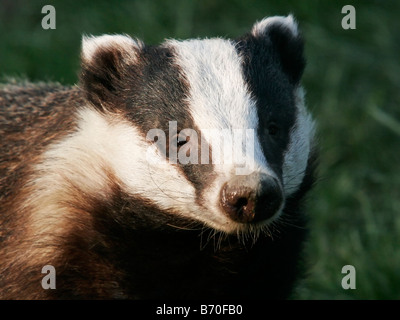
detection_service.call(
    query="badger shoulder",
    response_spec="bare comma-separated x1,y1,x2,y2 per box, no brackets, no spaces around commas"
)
0,80,123,299
0,81,83,197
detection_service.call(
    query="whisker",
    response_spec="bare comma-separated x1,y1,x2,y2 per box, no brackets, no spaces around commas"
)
165,223,202,231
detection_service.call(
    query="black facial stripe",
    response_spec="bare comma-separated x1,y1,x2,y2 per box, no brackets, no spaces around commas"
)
235,35,297,179
120,44,215,202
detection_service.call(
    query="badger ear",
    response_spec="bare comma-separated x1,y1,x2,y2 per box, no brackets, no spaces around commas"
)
80,34,142,110
251,15,305,84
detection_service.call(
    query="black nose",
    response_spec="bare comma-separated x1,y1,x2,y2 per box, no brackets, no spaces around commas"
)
220,174,283,223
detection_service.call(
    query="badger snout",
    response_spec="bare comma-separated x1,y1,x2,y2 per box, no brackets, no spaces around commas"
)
220,173,283,224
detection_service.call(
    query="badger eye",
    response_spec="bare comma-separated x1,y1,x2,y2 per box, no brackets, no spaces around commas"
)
267,123,280,136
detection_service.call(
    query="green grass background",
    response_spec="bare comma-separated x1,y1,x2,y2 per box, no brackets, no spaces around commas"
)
1,0,399,299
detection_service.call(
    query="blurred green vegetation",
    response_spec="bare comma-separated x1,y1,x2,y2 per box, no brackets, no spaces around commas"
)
1,0,399,299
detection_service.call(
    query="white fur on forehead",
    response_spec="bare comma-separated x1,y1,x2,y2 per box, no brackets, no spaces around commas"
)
81,34,141,62
251,14,299,37
167,38,253,130
167,38,273,178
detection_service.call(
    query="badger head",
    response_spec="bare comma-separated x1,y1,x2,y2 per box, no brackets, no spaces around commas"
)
79,15,316,238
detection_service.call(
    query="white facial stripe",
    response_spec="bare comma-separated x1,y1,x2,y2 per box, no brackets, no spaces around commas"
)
74,108,198,210
282,87,315,196
167,38,272,177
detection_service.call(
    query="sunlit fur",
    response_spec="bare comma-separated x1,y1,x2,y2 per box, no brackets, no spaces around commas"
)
0,15,317,299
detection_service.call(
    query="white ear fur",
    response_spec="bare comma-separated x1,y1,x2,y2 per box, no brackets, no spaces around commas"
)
251,14,299,37
81,34,141,62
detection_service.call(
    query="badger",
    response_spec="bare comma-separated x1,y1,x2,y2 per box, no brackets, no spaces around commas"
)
0,15,317,299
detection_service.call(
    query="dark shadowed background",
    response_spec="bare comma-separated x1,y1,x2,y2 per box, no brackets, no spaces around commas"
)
1,0,399,299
